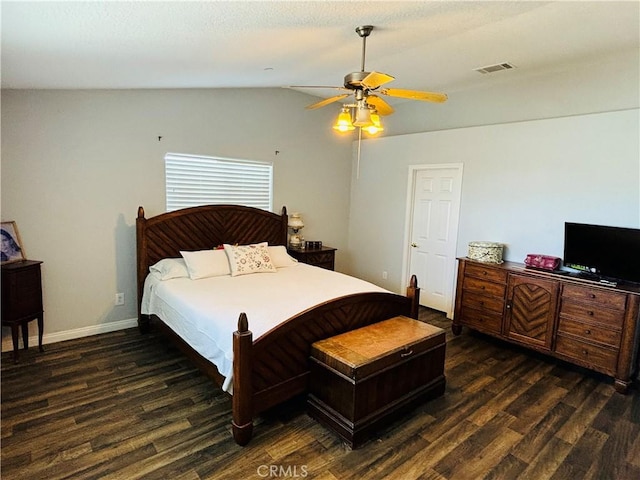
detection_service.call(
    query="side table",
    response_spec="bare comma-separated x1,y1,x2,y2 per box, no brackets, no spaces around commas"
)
287,246,337,271
1,260,44,363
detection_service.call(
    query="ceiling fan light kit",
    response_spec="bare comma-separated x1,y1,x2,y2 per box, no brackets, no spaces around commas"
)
301,25,447,137
332,101,384,135
364,112,384,135
352,103,373,127
333,107,356,132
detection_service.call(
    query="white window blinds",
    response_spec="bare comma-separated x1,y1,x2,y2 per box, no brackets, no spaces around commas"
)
165,153,273,212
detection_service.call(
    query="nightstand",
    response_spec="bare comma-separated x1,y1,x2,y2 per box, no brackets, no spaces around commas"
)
287,246,337,271
1,260,44,363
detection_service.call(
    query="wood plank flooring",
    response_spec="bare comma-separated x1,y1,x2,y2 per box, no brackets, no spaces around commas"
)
2,308,639,479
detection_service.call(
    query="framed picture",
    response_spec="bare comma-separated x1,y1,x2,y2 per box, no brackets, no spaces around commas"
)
1,221,26,264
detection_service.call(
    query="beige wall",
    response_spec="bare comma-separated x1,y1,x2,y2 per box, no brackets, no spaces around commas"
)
347,109,640,295
1,88,353,345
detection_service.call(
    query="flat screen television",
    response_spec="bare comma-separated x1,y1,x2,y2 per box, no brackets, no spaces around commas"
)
563,222,640,284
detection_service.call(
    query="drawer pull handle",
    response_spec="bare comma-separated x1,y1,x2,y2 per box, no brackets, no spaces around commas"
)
582,349,589,356
587,311,594,316
590,294,596,299
400,349,414,358
482,271,488,276
585,329,591,335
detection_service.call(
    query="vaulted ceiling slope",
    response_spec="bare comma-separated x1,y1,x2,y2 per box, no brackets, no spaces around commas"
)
2,1,638,101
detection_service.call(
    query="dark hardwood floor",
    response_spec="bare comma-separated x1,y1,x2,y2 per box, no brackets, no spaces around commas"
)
2,308,639,479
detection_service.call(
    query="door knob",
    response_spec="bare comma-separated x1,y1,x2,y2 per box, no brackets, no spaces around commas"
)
411,243,418,248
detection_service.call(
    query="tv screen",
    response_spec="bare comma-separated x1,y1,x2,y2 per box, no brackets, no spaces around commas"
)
564,222,640,284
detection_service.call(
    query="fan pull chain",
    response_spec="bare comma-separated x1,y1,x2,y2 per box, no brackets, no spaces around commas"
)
356,127,362,179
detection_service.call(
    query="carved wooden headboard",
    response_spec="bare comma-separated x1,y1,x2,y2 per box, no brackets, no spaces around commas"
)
136,204,288,315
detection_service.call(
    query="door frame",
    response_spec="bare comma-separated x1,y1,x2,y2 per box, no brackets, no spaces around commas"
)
401,163,464,318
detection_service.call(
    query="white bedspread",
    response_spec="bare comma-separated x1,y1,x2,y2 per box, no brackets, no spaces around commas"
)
141,263,388,392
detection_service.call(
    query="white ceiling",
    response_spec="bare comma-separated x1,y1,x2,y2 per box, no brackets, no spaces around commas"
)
2,1,639,102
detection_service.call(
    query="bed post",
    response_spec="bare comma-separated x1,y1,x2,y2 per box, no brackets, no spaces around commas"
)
280,206,288,245
136,206,150,333
232,312,254,446
407,274,420,319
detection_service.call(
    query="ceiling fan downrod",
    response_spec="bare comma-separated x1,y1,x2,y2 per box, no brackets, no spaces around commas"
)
355,25,374,72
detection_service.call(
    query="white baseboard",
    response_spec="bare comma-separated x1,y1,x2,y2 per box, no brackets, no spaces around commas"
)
2,317,138,353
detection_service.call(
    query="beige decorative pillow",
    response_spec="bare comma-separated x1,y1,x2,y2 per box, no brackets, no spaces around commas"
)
180,249,231,280
224,242,277,276
268,245,299,268
149,258,190,280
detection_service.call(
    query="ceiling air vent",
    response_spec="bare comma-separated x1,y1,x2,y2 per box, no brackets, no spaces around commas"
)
474,62,516,74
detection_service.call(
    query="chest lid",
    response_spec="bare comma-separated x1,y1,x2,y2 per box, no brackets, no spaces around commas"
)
311,316,445,380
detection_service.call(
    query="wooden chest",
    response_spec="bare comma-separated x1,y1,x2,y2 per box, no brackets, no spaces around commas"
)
308,316,446,448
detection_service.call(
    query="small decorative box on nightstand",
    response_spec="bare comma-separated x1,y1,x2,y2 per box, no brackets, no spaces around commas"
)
287,246,336,271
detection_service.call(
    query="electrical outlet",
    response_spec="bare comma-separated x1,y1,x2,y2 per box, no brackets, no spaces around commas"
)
382,271,388,279
115,293,125,306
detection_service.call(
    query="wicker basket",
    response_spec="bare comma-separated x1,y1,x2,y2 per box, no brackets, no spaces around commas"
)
468,241,504,264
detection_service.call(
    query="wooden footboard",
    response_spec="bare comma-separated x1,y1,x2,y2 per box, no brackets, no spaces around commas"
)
232,276,420,446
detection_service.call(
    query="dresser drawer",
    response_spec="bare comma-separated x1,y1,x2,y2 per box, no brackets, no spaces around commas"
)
303,252,334,266
559,300,625,327
562,284,627,310
557,317,621,348
465,263,508,284
461,291,505,314
287,247,336,271
459,307,502,334
555,334,618,374
305,252,334,270
463,276,506,298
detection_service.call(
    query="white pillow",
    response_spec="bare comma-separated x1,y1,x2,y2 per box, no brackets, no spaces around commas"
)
180,249,231,280
224,242,277,277
268,245,299,268
149,258,189,280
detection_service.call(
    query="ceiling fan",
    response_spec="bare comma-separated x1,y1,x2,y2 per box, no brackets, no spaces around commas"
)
294,25,448,135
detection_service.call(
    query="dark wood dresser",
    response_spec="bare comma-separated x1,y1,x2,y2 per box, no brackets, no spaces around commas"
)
453,258,640,393
308,316,446,448
287,246,336,270
1,260,44,363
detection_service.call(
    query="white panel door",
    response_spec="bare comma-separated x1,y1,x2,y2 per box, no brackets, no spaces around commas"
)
406,165,463,316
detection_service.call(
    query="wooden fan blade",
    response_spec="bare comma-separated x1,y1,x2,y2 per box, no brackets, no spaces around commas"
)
362,71,395,89
367,95,394,116
288,85,348,90
380,88,448,103
305,94,349,110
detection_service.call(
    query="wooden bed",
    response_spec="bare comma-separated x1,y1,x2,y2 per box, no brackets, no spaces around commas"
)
136,204,420,445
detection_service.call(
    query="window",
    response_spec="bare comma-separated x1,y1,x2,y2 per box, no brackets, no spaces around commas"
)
165,153,273,212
